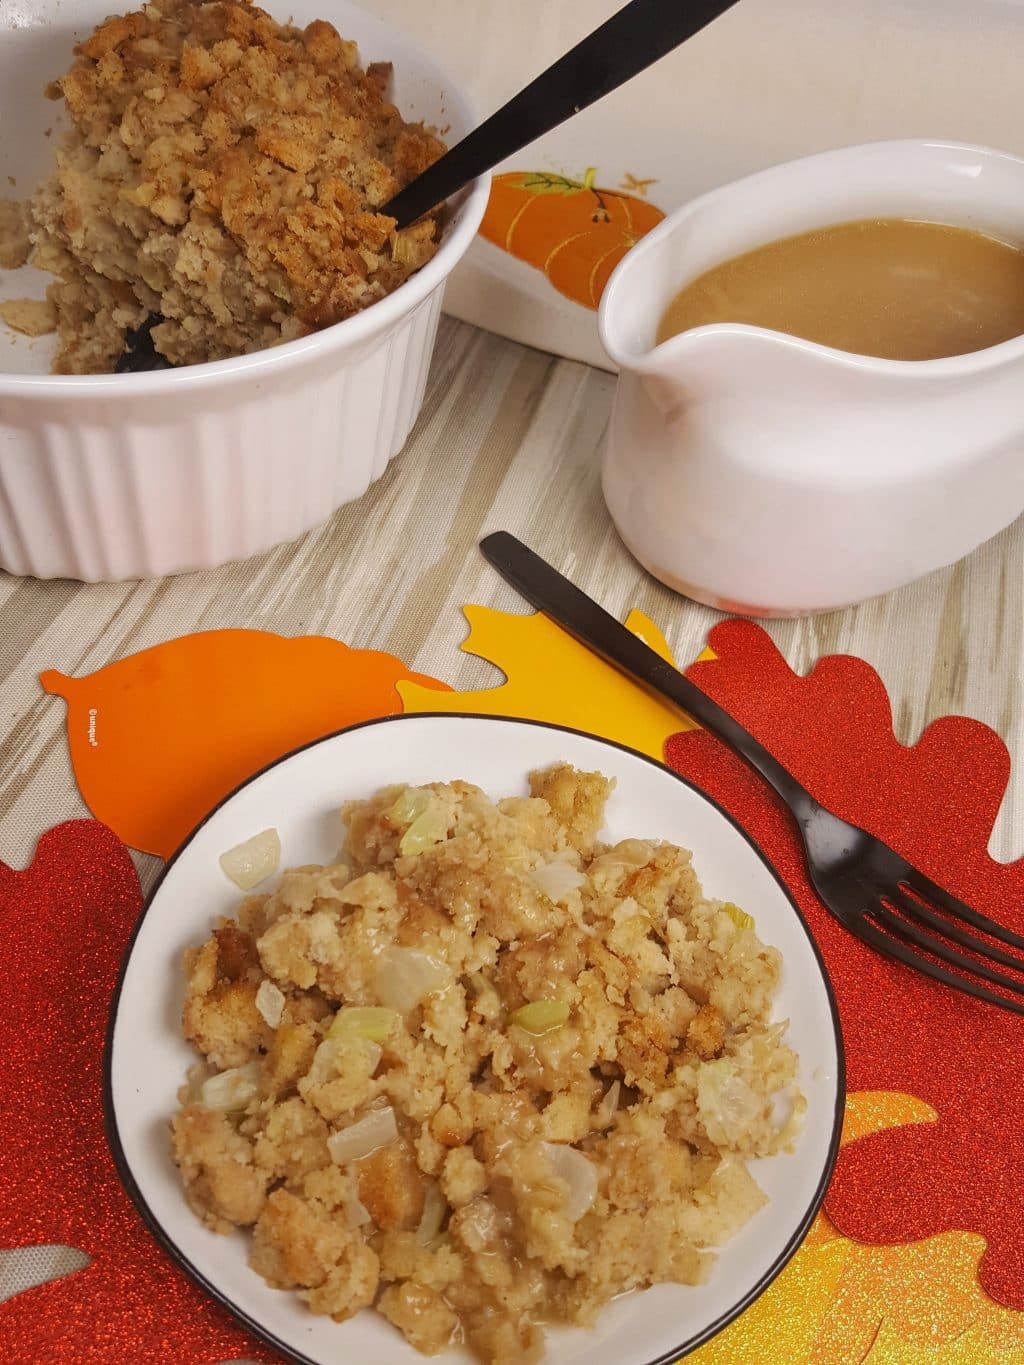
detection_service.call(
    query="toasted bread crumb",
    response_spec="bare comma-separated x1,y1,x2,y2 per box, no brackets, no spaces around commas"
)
29,0,447,373
0,298,56,336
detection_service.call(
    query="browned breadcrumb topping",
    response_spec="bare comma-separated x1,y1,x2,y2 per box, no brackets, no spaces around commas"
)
26,0,446,372
172,765,803,1364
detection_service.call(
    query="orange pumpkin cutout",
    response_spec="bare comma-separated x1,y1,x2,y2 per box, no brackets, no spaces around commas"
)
40,631,449,858
479,167,665,309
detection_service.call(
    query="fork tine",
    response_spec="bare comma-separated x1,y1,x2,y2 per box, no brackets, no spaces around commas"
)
871,902,1024,997
900,865,1024,953
854,916,1024,1016
888,885,1024,974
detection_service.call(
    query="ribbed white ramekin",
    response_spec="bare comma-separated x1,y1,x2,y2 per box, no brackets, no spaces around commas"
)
0,0,489,581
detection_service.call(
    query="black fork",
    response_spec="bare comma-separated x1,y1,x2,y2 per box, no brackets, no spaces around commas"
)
481,531,1024,1014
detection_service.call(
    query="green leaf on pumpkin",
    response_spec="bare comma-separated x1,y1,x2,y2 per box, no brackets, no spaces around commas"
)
513,167,598,195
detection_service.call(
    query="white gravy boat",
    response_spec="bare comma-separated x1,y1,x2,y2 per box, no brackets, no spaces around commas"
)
598,140,1024,616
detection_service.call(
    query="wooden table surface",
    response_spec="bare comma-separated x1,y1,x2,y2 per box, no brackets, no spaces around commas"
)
1,314,1022,1328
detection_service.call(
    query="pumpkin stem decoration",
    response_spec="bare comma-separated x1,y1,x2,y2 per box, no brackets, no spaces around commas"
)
479,166,665,310
578,166,611,222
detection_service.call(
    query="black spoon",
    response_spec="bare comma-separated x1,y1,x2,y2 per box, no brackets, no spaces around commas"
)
383,0,744,229
115,314,174,374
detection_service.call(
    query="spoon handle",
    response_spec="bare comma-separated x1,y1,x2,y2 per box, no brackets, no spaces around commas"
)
383,0,743,228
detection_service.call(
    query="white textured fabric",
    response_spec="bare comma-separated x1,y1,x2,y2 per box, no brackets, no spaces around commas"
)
0,1244,89,1302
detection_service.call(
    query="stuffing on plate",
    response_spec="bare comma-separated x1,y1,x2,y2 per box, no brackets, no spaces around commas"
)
172,764,804,1364
5,0,446,372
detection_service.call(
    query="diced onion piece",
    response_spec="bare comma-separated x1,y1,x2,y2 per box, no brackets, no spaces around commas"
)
307,1036,381,1086
531,862,587,902
697,1058,762,1145
374,947,453,1014
399,806,450,857
509,999,570,1035
416,1180,447,1245
594,1080,621,1128
539,1142,598,1223
721,902,755,932
456,1196,500,1252
328,1006,401,1043
328,1105,399,1164
219,828,281,890
200,1061,261,1112
344,1187,373,1227
590,841,652,873
388,787,431,825
255,979,285,1029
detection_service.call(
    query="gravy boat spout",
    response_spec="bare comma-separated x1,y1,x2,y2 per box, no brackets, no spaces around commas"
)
598,139,1024,617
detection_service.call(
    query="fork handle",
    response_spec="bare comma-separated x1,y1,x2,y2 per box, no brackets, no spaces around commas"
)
480,532,818,820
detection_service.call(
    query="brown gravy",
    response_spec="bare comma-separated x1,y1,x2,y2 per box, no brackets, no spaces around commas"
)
656,218,1024,360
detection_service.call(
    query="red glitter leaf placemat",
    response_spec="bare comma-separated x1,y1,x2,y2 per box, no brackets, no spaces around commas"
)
0,821,278,1364
668,618,1024,1309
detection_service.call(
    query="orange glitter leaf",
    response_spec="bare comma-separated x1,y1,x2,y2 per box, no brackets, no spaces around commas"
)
41,630,448,858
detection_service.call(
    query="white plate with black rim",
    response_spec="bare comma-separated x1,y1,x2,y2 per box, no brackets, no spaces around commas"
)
105,713,844,1365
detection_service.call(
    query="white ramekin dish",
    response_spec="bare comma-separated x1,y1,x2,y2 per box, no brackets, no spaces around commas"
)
598,140,1024,617
0,0,489,582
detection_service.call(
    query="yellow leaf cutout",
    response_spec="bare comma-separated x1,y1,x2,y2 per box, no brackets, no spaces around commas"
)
398,605,713,758
812,1229,1024,1362
839,1090,937,1148
864,1317,1024,1364
687,1233,854,1363
686,1090,1024,1363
